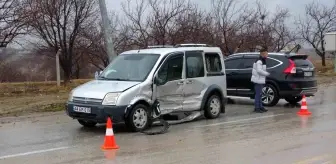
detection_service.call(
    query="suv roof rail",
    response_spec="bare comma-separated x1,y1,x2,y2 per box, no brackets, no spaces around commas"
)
174,43,210,47
147,45,174,48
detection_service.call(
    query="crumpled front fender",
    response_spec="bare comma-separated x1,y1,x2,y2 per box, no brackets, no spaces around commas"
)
124,94,154,118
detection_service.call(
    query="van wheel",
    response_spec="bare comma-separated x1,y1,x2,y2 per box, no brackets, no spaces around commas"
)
125,104,151,132
285,96,302,104
204,94,222,119
78,119,97,127
262,84,279,107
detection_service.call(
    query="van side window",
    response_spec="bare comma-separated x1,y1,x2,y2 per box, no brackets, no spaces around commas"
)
186,52,205,78
158,55,183,82
205,53,222,72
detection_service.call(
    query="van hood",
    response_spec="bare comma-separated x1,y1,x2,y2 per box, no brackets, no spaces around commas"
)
72,80,141,99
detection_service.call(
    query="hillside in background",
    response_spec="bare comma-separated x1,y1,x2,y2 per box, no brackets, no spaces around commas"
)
298,48,334,59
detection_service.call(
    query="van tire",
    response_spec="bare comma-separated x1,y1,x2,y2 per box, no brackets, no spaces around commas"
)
78,119,97,127
204,94,222,119
125,104,151,132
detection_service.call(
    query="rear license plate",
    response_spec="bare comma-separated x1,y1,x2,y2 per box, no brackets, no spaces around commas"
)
304,72,313,77
73,106,91,113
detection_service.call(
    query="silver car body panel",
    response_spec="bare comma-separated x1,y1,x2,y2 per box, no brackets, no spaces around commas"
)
72,80,141,99
70,46,227,115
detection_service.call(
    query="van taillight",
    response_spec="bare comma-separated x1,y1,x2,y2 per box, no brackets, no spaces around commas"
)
283,59,296,74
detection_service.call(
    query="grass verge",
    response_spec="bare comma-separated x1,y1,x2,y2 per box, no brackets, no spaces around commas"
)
0,79,91,97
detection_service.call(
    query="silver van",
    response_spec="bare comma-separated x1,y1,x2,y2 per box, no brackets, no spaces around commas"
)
66,44,227,132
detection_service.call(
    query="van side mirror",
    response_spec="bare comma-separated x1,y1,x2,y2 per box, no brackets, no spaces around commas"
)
153,74,167,86
95,71,102,79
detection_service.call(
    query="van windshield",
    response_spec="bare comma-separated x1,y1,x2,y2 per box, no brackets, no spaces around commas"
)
99,53,160,82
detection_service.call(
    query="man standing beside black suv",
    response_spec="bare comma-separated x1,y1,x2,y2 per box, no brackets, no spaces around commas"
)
251,48,270,113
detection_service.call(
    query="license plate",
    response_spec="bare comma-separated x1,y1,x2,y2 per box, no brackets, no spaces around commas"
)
304,72,313,77
73,106,91,113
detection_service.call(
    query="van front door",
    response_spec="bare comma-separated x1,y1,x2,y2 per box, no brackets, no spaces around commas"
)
155,52,184,114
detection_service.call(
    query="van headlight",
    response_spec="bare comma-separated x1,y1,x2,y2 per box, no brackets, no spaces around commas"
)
68,91,74,102
102,92,121,105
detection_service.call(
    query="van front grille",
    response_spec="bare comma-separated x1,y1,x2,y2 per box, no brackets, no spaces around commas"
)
73,97,102,105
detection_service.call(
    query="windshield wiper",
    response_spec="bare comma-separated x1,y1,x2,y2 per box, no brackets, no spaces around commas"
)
99,77,131,81
109,78,125,81
97,76,108,80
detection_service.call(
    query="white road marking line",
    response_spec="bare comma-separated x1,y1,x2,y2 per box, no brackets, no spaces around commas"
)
194,113,286,128
0,146,71,160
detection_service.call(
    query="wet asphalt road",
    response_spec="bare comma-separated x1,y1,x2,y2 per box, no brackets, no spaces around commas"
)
1,85,336,164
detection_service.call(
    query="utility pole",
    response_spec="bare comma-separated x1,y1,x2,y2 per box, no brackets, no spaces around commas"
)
56,49,61,87
98,0,117,63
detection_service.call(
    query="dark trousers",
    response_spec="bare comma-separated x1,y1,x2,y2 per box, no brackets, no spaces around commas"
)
254,83,264,109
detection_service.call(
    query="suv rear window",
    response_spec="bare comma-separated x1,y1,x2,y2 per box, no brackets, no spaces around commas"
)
292,58,314,68
288,55,314,68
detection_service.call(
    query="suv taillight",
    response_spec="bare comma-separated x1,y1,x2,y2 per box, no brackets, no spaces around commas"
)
283,59,296,74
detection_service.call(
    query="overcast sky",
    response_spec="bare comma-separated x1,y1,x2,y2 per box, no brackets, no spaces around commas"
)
8,0,334,50
104,0,333,49
106,0,333,18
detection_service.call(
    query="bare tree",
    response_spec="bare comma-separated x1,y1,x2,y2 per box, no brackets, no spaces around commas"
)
252,2,296,52
122,0,192,47
211,0,255,55
21,0,98,83
78,12,132,71
170,5,216,45
0,0,26,48
147,0,191,45
122,0,151,48
296,2,336,66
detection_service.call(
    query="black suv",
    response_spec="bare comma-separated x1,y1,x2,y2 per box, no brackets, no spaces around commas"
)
224,52,318,106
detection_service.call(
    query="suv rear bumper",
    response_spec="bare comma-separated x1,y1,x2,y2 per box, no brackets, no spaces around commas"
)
65,102,127,124
279,87,318,97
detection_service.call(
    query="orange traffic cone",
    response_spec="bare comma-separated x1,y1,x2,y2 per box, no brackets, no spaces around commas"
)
101,117,119,150
297,95,311,116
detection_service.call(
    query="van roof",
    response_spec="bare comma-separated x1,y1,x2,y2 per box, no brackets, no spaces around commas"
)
120,47,223,56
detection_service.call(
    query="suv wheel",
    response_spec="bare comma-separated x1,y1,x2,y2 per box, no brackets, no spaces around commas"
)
285,96,303,104
125,104,151,132
262,84,279,107
78,119,97,127
204,94,222,119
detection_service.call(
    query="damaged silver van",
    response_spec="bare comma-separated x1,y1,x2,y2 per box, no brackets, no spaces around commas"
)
66,44,227,132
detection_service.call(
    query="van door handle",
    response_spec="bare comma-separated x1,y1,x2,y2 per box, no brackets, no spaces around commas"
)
186,80,193,84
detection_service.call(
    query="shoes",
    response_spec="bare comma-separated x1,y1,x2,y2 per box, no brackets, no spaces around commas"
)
254,108,264,113
261,107,268,112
